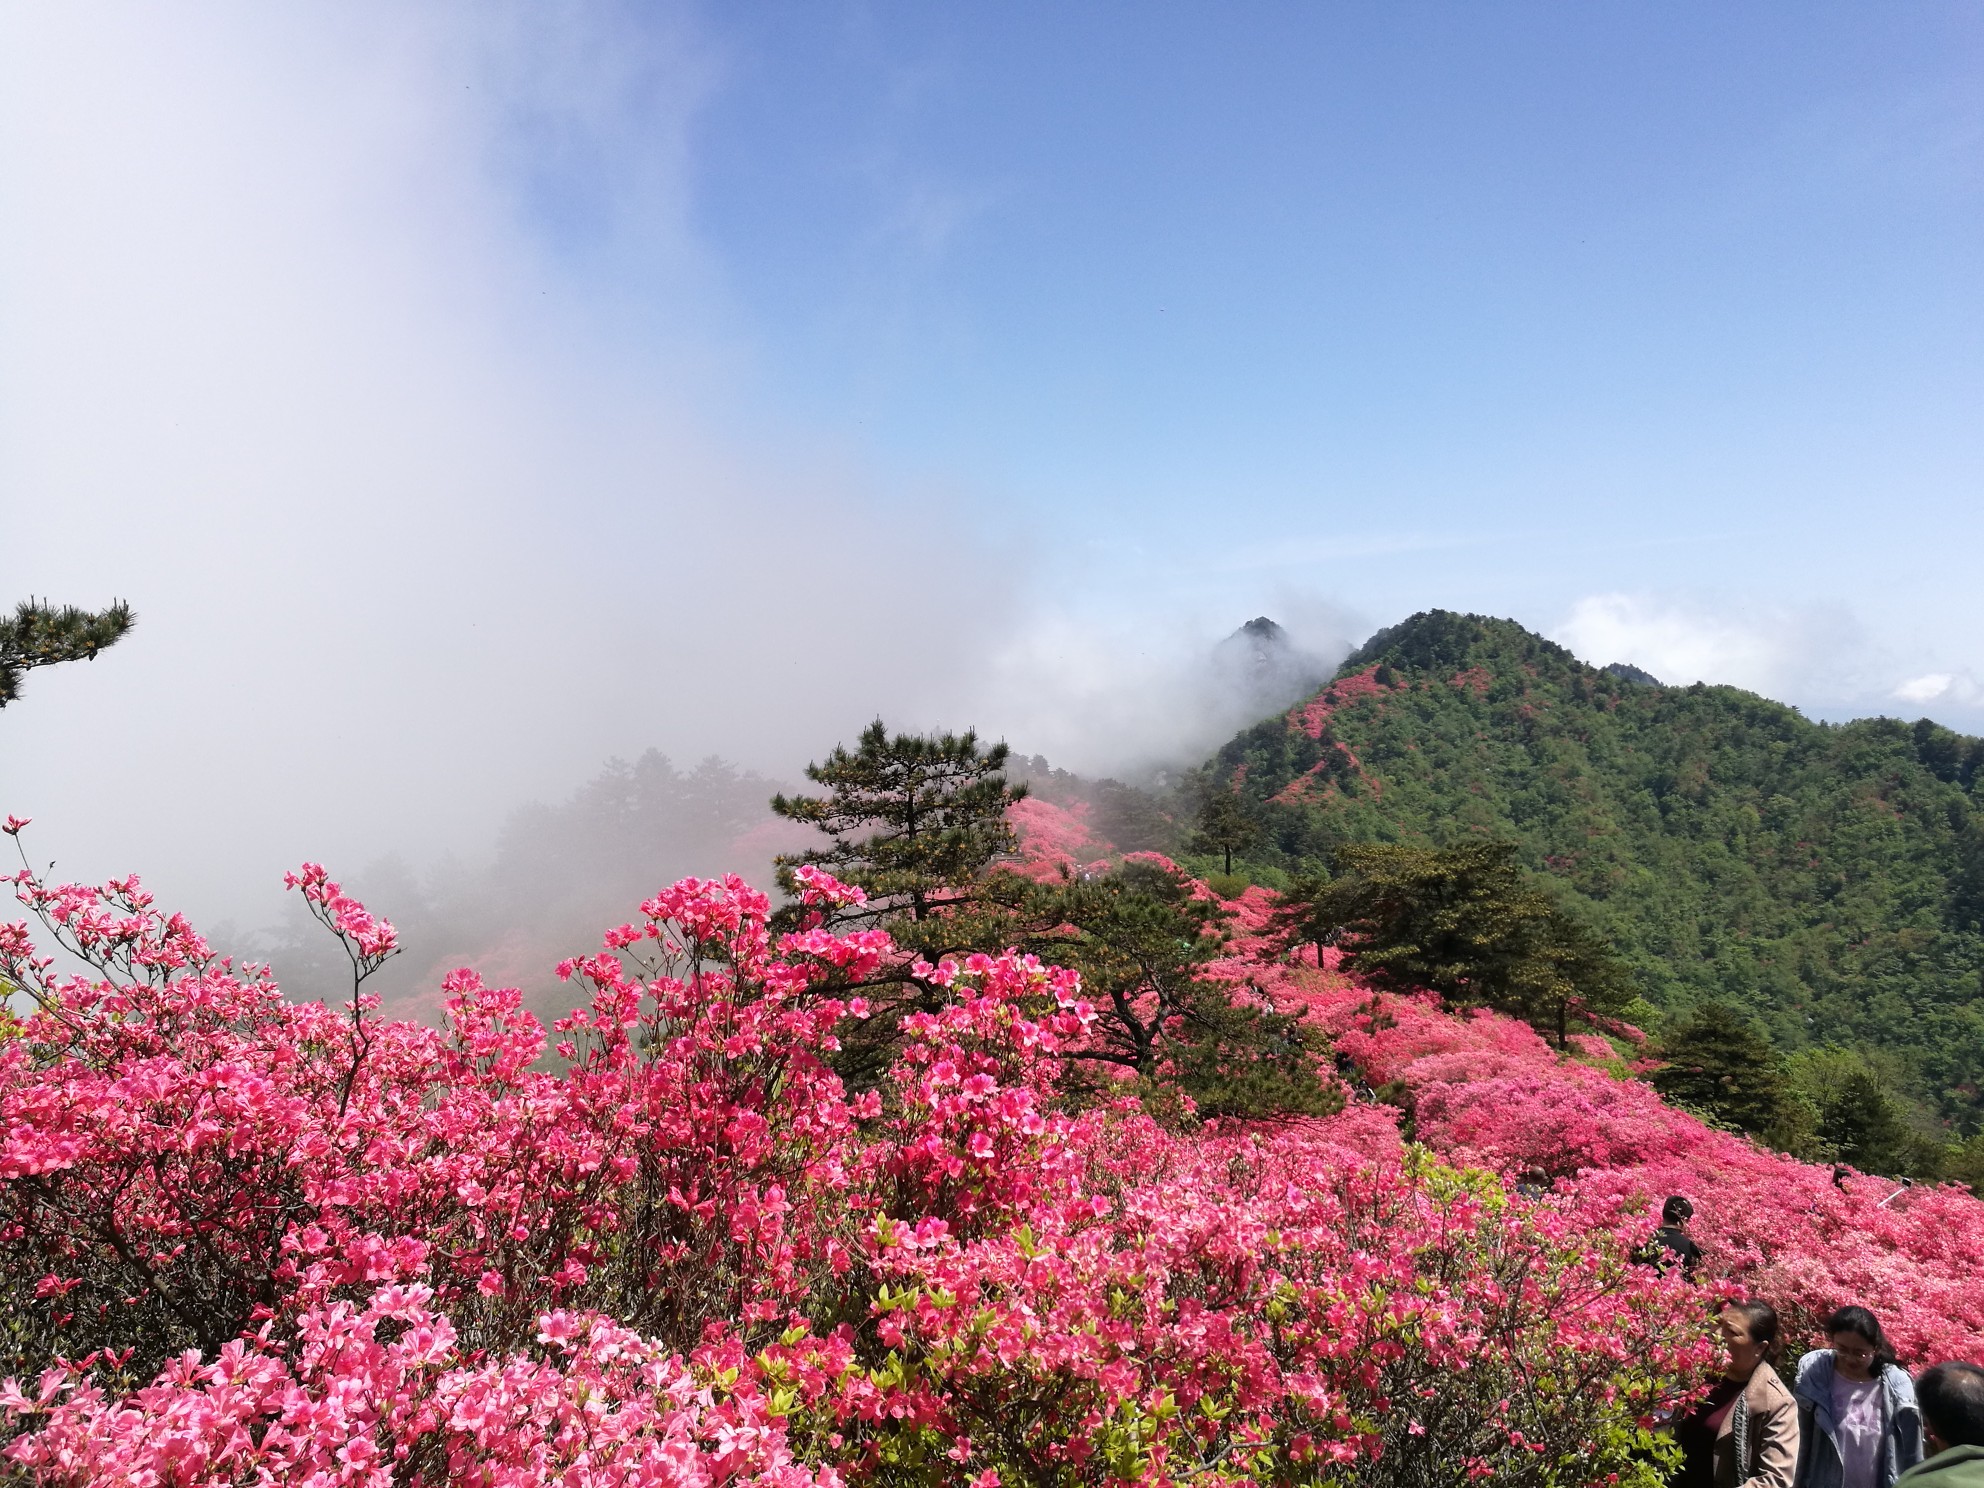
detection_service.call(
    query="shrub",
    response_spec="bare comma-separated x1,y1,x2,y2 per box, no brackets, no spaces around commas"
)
0,839,1712,1486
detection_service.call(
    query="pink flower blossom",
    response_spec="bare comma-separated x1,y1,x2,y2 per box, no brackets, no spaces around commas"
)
3,843,1968,1488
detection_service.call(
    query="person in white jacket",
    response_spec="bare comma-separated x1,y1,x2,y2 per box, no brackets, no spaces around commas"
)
1795,1306,1925,1488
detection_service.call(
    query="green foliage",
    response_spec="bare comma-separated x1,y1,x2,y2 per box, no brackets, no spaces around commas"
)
1947,1131,1984,1197
771,720,1027,931
1186,784,1260,875
1784,1047,1949,1180
0,597,134,707
986,859,1339,1120
1197,862,1291,898
1276,841,1637,1046
774,724,1335,1121
1210,609,1984,1124
1911,717,1984,790
1002,857,1228,1079
1163,995,1342,1122
1649,1004,1811,1149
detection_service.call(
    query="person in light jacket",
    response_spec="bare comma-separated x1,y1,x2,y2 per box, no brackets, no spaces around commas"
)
1673,1300,1801,1488
1794,1306,1924,1488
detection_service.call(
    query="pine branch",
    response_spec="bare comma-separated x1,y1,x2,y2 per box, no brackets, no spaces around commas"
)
0,598,136,708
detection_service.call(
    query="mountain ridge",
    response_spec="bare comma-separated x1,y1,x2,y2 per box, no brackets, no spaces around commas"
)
1204,609,1984,1126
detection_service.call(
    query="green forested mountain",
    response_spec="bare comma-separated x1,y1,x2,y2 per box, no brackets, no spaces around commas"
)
1207,610,1984,1127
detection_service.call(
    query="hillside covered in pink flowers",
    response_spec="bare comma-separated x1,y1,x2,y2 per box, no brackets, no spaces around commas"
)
1011,792,1984,1366
4,699,1984,1487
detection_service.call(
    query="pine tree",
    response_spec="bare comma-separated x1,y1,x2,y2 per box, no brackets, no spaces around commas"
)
1001,858,1228,1078
1187,786,1260,875
1513,912,1640,1051
770,720,1028,932
988,858,1337,1119
774,724,1336,1119
770,721,1031,1090
0,599,135,708
1821,1068,1925,1176
1650,1004,1801,1140
1788,1048,1946,1179
1272,841,1636,1044
1948,1132,1984,1198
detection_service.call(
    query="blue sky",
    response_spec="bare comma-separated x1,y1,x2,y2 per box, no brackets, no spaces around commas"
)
676,4,1982,648
2,3,1982,916
480,0,1984,702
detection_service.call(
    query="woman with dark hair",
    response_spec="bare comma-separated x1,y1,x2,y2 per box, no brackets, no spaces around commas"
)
1673,1300,1801,1487
1794,1306,1925,1488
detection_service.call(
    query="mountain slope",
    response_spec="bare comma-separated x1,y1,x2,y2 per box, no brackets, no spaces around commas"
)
1207,610,1984,1122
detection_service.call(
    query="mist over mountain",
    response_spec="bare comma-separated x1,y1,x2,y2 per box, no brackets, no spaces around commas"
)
246,602,1984,1153
238,752,805,1015
1210,617,1337,726
244,613,1334,1014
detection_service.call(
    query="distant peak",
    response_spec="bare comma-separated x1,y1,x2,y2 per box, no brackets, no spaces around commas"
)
1341,609,1575,674
1222,618,1302,666
1211,616,1332,715
1604,662,1662,688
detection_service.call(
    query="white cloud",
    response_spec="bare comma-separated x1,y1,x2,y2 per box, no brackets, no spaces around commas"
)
967,600,1354,777
0,5,1347,938
0,4,1022,927
1553,594,1984,731
1550,592,1875,703
1894,672,1983,707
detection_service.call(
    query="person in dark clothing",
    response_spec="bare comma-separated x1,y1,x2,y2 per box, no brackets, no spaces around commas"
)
1638,1194,1703,1277
1677,1376,1750,1487
1898,1363,1984,1487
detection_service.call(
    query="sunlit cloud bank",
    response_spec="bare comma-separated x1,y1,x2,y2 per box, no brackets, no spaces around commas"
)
0,3,1009,926
1894,671,1984,708
0,4,1334,943
1550,592,1984,725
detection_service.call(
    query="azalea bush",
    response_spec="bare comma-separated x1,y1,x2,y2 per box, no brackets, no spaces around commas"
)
1295,970,1984,1364
1160,863,1984,1368
0,828,1712,1487
870,1123,1705,1488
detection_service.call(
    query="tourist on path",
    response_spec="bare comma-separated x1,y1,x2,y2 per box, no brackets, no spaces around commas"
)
1639,1194,1704,1278
1897,1365,1984,1488
1793,1306,1924,1488
1673,1300,1800,1488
